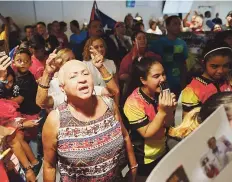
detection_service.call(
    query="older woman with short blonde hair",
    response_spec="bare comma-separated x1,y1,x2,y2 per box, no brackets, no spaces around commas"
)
43,60,137,182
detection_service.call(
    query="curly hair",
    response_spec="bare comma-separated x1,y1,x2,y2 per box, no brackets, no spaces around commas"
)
82,37,107,61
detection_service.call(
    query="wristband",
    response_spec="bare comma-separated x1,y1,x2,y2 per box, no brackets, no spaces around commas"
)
38,82,50,89
103,74,113,83
130,164,138,170
102,74,113,81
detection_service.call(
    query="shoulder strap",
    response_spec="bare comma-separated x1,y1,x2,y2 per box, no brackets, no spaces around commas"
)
101,96,114,111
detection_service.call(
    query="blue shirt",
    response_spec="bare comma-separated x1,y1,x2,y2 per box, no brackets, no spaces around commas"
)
149,36,188,88
70,31,87,44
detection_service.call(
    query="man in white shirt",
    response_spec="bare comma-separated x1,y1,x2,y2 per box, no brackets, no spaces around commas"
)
207,137,229,171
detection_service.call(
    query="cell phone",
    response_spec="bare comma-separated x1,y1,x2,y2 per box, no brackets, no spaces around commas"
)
159,81,170,94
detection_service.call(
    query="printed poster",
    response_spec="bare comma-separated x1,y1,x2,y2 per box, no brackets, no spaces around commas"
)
146,106,232,182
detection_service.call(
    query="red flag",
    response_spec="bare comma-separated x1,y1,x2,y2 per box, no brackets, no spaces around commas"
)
90,0,97,22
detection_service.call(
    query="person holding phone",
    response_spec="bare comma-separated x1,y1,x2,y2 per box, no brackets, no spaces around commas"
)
124,57,176,181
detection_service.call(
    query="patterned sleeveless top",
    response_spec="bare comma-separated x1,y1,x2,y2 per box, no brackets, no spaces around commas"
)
57,97,127,182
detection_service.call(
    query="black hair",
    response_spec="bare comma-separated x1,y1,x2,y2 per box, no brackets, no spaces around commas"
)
6,66,15,79
14,41,32,59
59,21,67,32
1,24,5,31
214,30,232,44
227,10,232,17
131,30,145,42
52,20,59,25
211,24,222,31
5,17,11,23
60,21,67,28
202,41,232,63
133,22,144,32
204,11,211,18
165,15,180,26
24,25,33,32
126,57,162,97
70,20,80,29
28,34,45,50
124,13,133,25
199,92,232,123
36,22,46,27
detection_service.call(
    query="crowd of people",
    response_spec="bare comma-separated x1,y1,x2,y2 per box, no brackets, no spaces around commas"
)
0,9,232,182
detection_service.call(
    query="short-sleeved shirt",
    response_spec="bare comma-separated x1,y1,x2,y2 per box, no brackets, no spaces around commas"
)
124,87,166,165
70,31,87,44
182,76,232,112
149,36,188,89
83,59,116,87
29,55,46,80
119,50,160,77
13,71,41,115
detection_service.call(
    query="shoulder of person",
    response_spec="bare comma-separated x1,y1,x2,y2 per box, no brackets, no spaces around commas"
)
124,88,144,106
122,50,133,61
146,29,153,33
44,109,60,130
176,37,187,44
123,35,131,40
100,95,114,110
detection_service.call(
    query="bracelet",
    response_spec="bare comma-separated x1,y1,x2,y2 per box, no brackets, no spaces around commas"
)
38,82,50,89
102,74,113,81
103,74,113,83
130,164,138,170
23,165,32,172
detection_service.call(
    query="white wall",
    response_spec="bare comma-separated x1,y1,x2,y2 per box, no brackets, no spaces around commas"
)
0,1,163,38
0,1,232,39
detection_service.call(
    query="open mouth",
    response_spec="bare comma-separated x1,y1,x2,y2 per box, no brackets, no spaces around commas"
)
79,86,89,92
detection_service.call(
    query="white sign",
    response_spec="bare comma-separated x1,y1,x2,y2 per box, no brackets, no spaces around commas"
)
147,106,232,182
